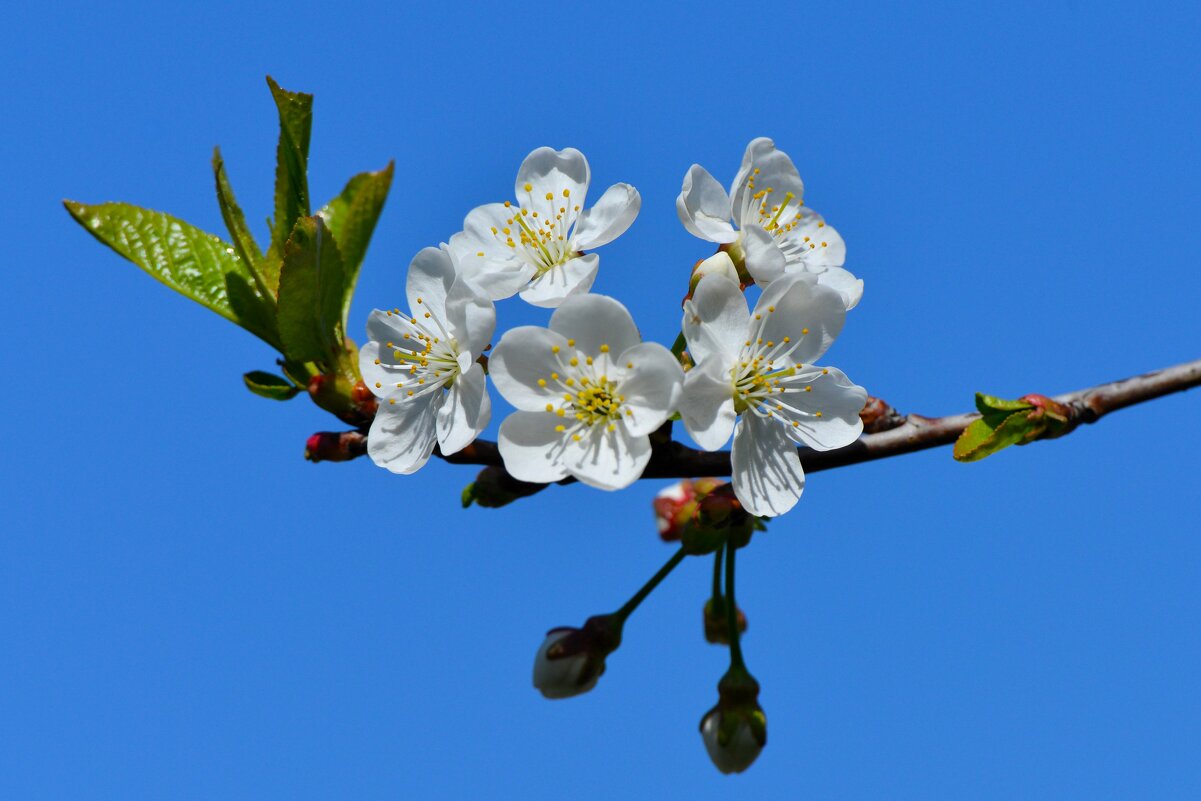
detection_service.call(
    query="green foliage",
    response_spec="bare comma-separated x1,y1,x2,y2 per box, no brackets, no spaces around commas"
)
954,393,1075,462
266,76,313,257
277,216,349,364
62,201,280,348
243,370,301,400
65,75,394,407
318,163,396,328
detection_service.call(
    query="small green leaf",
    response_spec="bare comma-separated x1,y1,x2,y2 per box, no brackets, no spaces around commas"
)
277,216,347,363
461,483,476,508
64,200,279,347
266,76,313,257
318,161,395,327
243,371,300,400
212,147,273,296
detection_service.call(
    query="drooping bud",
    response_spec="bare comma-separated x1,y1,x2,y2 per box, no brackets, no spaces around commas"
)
703,596,748,645
304,431,368,463
699,668,767,774
532,614,623,700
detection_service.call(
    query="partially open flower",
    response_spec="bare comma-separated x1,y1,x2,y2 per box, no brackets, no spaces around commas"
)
532,615,623,700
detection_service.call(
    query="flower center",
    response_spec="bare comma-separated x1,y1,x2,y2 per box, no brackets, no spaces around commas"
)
375,303,462,404
495,191,582,274
541,341,633,440
729,306,806,417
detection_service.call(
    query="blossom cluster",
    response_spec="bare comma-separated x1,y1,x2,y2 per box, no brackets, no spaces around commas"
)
360,139,868,517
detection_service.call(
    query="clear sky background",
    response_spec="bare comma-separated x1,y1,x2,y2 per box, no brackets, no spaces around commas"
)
3,2,1201,798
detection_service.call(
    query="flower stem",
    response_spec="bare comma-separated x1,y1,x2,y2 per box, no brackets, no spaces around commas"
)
725,540,746,670
711,544,725,602
614,547,688,622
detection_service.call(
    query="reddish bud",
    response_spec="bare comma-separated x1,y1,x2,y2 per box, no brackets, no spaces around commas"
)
304,431,368,463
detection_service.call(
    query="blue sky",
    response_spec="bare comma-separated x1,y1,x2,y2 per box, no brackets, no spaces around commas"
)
4,2,1201,798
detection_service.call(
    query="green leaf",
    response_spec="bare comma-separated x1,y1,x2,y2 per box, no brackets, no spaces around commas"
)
243,370,300,400
212,147,274,296
318,161,395,327
277,215,347,363
954,411,1039,462
64,200,279,347
266,76,312,257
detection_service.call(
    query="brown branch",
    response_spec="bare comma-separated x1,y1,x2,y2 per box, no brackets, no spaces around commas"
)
333,357,1201,485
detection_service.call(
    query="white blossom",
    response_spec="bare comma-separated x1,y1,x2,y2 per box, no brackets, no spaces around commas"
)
679,274,867,517
451,147,641,308
676,137,862,310
359,245,494,474
490,294,683,489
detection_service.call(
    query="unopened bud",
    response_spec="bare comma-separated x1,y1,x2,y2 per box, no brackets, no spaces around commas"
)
689,252,740,293
532,614,623,700
304,431,368,463
350,380,379,419
703,596,747,645
699,668,767,774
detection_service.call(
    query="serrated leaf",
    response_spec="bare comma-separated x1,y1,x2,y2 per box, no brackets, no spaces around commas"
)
266,76,312,257
318,161,395,327
243,370,300,400
64,200,279,347
277,216,347,363
212,147,273,296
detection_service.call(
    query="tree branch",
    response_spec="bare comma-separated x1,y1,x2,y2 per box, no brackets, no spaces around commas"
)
332,357,1201,486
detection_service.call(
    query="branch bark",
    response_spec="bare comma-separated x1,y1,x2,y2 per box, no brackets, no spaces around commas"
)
362,357,1201,485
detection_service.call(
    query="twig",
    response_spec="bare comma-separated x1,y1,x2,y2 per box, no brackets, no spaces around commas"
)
336,357,1201,483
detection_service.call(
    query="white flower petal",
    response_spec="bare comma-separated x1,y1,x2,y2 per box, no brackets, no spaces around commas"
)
753,275,847,365
366,395,439,475
405,245,456,315
573,183,641,250
810,265,863,311
515,147,591,218
741,224,788,284
676,164,738,244
682,274,749,365
565,424,651,491
777,365,867,450
679,357,737,450
436,362,491,455
782,209,846,269
615,342,684,436
498,411,572,484
731,413,805,518
443,277,496,357
730,137,805,228
449,205,540,301
489,326,572,411
519,253,599,309
548,292,641,356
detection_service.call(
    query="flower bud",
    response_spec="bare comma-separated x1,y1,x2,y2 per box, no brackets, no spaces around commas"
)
304,431,368,463
699,669,767,774
532,614,623,700
690,252,740,290
653,481,698,541
703,596,747,645
700,706,766,774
